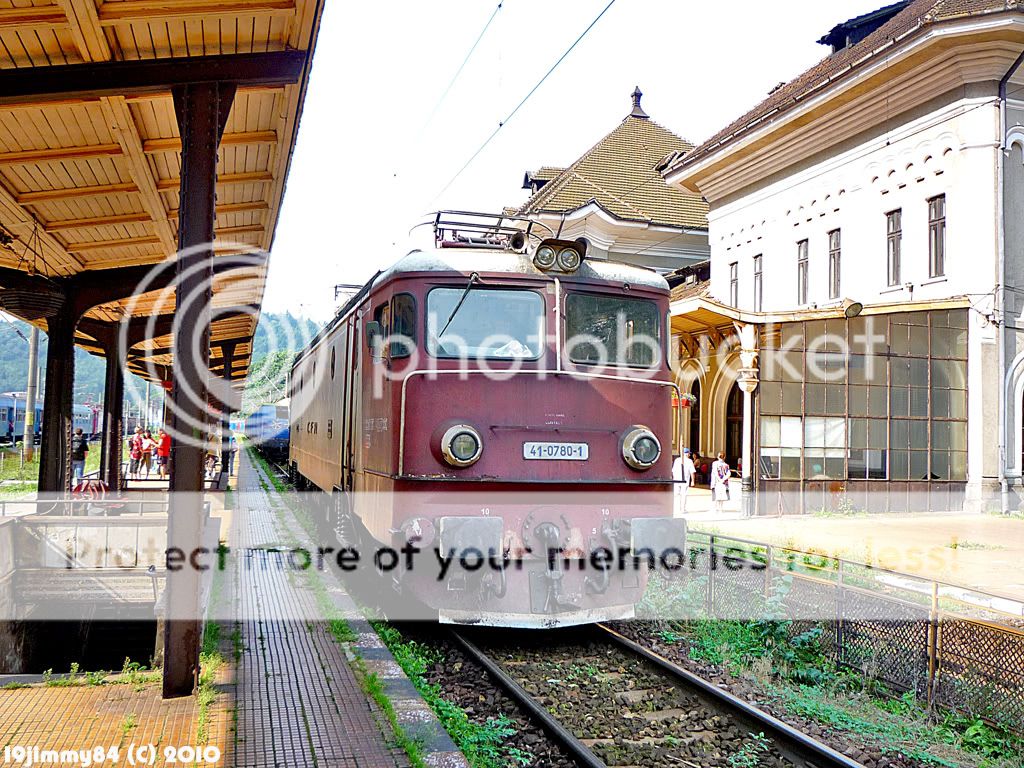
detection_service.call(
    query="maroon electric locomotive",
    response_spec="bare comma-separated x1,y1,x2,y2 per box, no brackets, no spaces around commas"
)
289,212,685,627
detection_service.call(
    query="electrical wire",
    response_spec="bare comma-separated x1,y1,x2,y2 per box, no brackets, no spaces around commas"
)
421,1,505,134
433,0,618,202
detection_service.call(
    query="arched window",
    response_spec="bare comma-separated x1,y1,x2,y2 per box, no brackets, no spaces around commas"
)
726,383,742,466
688,379,701,453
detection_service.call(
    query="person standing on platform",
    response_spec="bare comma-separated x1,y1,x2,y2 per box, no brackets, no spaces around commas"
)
140,429,157,479
156,428,171,480
128,426,143,479
710,452,730,514
70,428,89,483
672,448,696,516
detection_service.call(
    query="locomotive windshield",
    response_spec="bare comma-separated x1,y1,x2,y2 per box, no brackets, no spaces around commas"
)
427,287,544,359
565,293,661,367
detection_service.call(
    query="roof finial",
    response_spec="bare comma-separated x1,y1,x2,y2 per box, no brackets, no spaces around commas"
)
629,86,648,119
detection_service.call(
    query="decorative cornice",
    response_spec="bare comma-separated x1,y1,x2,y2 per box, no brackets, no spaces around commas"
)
666,17,1024,201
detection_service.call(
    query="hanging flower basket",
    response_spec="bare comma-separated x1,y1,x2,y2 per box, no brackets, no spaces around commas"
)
0,285,64,320
679,392,698,409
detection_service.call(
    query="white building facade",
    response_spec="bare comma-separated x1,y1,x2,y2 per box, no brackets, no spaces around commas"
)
663,1,1024,513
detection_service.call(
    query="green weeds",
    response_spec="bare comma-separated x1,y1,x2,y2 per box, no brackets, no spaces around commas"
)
727,732,771,768
373,623,532,768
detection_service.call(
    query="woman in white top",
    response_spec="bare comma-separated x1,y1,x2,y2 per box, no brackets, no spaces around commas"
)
710,452,730,513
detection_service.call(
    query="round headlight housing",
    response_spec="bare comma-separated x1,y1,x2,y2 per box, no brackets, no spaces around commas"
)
534,246,556,270
441,424,483,467
556,246,582,272
621,426,661,470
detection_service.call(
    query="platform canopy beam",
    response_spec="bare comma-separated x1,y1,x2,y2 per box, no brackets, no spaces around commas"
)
0,51,305,106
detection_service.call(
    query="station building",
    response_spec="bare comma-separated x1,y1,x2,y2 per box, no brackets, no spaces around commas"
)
660,0,1024,514
515,88,710,275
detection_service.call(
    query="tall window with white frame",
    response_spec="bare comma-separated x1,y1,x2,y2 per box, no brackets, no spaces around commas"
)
828,229,841,299
753,254,763,312
887,209,902,286
729,261,738,307
797,240,809,305
928,194,945,278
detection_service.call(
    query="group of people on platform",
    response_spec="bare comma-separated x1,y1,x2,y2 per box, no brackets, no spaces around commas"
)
671,448,733,516
127,426,172,480
64,424,236,485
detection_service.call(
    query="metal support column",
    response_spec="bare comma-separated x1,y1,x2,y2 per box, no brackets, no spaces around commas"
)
162,80,236,698
218,342,237,482
100,335,125,491
23,326,39,462
38,307,76,494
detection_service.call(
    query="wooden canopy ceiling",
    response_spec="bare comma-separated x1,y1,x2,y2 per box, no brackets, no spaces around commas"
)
0,0,324,382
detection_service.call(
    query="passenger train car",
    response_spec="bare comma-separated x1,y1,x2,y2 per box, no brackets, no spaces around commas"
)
244,400,290,461
0,395,99,444
289,213,684,627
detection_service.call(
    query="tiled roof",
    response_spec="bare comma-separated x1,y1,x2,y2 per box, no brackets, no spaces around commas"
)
670,278,711,302
670,0,1021,173
526,167,565,182
517,107,709,230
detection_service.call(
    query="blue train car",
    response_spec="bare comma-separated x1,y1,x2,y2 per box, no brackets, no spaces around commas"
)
0,393,42,445
244,399,290,461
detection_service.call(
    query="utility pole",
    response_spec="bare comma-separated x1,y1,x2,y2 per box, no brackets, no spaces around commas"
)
23,326,39,462
145,381,151,430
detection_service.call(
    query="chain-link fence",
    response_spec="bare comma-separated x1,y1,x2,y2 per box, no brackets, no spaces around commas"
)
672,531,1024,730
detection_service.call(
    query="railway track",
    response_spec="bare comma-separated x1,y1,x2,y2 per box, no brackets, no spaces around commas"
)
451,624,866,768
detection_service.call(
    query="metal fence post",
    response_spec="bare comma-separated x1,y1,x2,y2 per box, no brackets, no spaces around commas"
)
706,534,716,618
926,581,939,710
836,559,845,663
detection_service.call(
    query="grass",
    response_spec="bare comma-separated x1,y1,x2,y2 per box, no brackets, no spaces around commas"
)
373,623,532,768
946,537,1002,551
770,686,1023,768
197,619,225,744
0,437,110,500
656,615,1024,767
119,714,138,736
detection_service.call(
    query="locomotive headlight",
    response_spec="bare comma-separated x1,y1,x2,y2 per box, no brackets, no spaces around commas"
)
556,246,582,272
441,424,483,467
534,245,556,270
621,426,661,470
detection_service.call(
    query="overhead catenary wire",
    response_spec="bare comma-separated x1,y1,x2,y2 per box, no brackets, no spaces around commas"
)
433,0,618,202
420,1,505,134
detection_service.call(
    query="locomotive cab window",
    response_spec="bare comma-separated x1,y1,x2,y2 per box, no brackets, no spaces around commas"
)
390,293,416,359
565,293,661,367
427,287,543,359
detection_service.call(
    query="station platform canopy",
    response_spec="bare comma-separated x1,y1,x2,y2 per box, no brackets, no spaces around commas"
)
0,0,325,383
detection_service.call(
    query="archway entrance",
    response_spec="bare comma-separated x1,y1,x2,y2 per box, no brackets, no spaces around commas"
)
726,382,742,468
688,379,701,452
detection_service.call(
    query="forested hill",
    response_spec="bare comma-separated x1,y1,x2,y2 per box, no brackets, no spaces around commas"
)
241,312,321,413
0,319,107,400
0,311,322,408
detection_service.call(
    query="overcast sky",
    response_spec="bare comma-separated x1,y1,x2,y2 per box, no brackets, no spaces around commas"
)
262,0,888,322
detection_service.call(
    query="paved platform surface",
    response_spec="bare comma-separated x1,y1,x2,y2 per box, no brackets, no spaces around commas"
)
684,494,1024,598
231,450,411,768
0,675,231,766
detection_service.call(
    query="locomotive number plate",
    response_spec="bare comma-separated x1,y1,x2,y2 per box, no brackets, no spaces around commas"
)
523,442,589,461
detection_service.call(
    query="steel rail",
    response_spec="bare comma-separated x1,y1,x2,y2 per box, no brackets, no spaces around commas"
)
596,623,866,768
448,631,607,768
